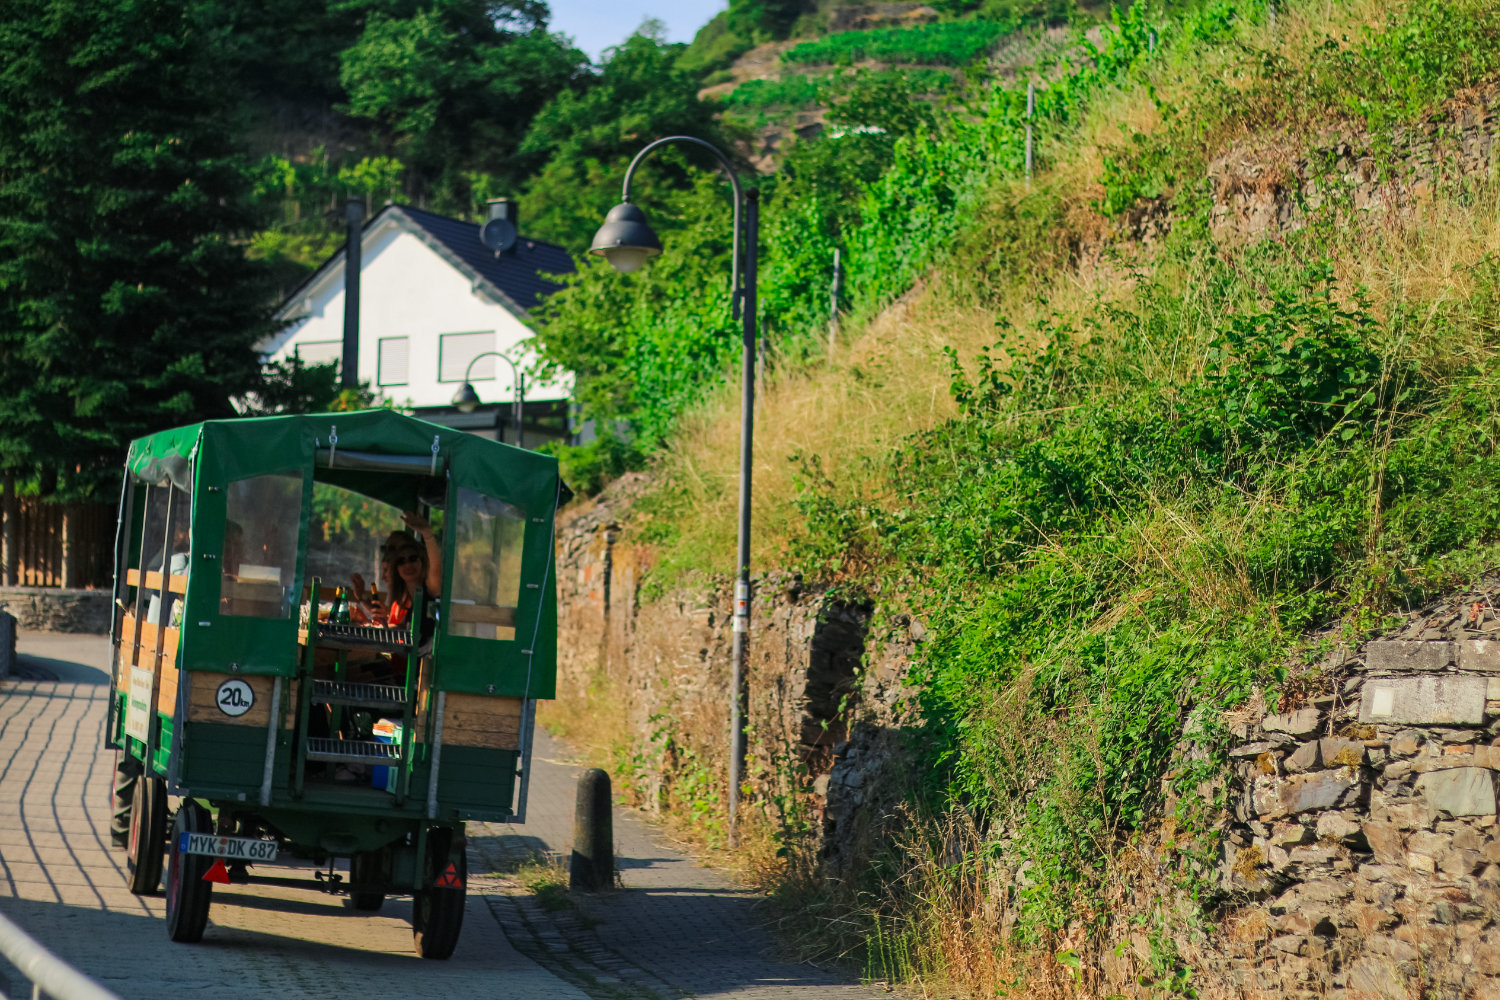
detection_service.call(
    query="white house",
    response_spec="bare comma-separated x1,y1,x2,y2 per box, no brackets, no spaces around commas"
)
259,200,577,445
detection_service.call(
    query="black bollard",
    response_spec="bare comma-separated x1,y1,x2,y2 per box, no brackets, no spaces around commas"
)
570,768,614,891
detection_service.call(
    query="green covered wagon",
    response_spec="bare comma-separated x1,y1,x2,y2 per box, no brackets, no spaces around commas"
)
105,408,565,957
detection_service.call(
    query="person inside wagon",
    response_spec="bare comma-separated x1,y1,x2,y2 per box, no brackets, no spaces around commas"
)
350,511,442,630
318,513,442,781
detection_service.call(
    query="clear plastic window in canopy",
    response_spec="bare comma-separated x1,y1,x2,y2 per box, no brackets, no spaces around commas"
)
448,487,525,641
141,483,191,627
306,482,407,603
222,473,303,619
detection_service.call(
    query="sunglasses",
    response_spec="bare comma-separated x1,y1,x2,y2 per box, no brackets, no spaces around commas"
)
391,553,423,567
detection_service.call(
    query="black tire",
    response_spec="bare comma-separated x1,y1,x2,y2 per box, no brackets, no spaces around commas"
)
125,772,166,894
109,752,141,850
165,800,213,943
349,851,386,912
412,828,465,959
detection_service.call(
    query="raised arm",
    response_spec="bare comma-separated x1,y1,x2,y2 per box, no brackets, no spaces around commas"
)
402,510,443,597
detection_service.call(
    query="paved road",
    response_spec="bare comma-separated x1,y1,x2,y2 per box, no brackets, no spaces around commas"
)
476,733,886,1000
0,634,884,1000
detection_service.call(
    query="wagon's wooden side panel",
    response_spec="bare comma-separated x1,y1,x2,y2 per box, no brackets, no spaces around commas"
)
440,694,523,750
186,672,280,727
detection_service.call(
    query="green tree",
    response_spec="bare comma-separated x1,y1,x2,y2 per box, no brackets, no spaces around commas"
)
338,0,586,199
0,0,275,499
207,0,357,105
725,0,810,40
244,358,384,416
520,26,736,248
678,0,813,73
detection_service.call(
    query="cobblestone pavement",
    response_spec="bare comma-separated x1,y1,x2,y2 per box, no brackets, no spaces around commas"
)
470,731,888,1000
1,635,887,999
0,635,587,1000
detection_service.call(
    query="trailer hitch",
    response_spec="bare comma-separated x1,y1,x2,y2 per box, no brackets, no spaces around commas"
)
314,867,345,893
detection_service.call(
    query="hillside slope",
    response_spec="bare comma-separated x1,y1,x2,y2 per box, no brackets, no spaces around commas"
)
546,0,1500,993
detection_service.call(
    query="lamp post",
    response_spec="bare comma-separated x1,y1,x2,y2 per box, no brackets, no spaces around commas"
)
590,136,757,844
451,351,526,450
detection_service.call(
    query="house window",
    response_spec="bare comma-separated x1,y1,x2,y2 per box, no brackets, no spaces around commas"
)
439,331,496,383
295,340,341,367
378,337,409,386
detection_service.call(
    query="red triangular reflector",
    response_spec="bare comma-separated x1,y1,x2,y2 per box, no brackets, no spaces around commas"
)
435,863,463,889
204,859,231,884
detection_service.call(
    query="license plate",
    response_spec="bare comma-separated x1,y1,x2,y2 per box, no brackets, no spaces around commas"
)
177,833,278,862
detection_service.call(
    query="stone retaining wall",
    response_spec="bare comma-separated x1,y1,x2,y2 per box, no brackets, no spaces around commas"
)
1210,83,1500,243
827,3,938,32
1216,593,1500,999
0,588,112,634
554,476,875,818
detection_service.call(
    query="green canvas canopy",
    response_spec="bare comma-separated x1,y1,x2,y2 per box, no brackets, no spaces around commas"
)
123,409,566,699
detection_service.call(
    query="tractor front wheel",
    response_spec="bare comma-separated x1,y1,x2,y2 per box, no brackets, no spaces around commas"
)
125,772,166,894
109,752,140,850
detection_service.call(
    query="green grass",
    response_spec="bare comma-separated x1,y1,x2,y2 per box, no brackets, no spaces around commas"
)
510,855,575,911
781,20,1012,67
576,0,1500,992
756,0,1500,989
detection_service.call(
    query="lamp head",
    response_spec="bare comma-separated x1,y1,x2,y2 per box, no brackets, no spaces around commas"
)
589,201,662,273
452,382,481,414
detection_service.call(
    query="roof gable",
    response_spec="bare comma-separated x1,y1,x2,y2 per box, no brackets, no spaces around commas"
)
397,205,575,314
273,204,576,325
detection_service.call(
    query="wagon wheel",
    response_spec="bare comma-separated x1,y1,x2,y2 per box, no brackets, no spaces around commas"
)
165,800,213,943
109,752,141,850
412,828,466,959
349,850,386,912
125,771,166,894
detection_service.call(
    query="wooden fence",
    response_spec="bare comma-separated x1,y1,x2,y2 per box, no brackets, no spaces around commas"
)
0,499,115,589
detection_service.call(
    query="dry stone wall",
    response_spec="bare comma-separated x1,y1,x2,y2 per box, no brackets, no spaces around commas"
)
1210,84,1500,243
1215,592,1500,999
553,490,1500,998
553,476,885,826
0,587,111,633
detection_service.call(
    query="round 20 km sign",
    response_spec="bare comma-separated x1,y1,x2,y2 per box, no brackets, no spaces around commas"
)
216,679,254,717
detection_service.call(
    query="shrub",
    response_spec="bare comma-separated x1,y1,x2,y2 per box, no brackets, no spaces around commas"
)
782,20,1013,66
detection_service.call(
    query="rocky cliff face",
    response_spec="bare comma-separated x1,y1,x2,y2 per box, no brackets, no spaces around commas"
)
826,3,939,33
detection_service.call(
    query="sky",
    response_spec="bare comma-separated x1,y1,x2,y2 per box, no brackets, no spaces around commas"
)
545,0,727,63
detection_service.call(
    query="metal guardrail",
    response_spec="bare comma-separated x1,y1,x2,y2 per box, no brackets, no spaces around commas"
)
0,910,121,1000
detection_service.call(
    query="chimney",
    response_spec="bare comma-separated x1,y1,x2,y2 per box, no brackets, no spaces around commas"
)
487,198,518,228
478,198,521,256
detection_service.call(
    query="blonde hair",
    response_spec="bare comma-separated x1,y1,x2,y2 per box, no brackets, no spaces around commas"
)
380,530,426,607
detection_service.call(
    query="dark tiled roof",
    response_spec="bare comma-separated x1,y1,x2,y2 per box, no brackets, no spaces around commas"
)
396,205,576,314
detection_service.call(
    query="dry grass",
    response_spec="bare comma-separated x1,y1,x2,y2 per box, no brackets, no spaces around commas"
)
563,2,1500,995
632,0,1429,587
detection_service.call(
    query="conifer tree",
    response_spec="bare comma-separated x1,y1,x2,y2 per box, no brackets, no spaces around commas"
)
0,0,274,498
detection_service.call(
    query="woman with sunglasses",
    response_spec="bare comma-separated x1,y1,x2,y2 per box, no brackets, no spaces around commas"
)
350,510,442,628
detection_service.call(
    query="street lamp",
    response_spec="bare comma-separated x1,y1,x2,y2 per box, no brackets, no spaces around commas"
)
590,135,758,843
451,351,526,450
